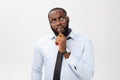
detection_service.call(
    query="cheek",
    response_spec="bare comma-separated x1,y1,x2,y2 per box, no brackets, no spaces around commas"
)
50,24,56,29
63,22,67,27
63,20,68,26
51,26,57,31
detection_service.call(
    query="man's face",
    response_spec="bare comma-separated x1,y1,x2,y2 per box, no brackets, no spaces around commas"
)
48,10,69,36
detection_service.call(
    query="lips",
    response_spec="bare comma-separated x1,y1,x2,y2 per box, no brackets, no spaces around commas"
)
56,26,64,33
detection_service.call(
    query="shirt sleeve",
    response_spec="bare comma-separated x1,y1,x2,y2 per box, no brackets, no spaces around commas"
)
31,45,44,80
65,38,95,80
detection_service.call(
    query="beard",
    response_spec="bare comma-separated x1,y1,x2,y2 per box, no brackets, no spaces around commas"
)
51,23,69,37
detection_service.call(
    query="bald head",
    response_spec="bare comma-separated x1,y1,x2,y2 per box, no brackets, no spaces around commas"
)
48,7,67,18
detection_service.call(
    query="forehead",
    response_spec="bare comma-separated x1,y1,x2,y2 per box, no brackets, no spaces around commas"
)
48,10,66,19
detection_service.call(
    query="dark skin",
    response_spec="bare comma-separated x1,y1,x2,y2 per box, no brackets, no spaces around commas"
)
48,9,70,58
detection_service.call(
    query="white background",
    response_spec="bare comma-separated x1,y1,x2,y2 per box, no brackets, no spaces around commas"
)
0,0,120,80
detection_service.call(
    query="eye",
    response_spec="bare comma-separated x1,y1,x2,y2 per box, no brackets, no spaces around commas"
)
50,19,56,23
59,17,65,21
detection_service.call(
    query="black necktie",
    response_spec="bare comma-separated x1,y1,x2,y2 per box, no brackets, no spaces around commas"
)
53,51,63,80
53,37,71,80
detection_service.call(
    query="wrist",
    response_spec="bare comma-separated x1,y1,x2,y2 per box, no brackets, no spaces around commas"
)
59,50,67,55
62,50,67,55
60,48,71,59
59,48,66,52
64,52,71,59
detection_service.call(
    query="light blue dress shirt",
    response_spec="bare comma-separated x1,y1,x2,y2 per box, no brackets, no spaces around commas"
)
31,30,94,80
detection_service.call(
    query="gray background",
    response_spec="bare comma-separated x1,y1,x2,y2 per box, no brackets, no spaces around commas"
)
0,0,120,80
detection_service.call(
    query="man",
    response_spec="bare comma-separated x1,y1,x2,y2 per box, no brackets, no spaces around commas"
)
31,7,94,80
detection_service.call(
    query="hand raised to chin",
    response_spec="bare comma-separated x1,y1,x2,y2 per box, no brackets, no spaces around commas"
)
55,33,67,52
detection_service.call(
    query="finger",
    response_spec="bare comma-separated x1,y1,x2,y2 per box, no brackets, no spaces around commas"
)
55,41,58,45
58,33,64,37
55,37,59,45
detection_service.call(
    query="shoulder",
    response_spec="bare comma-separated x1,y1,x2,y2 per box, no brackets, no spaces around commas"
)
73,33,91,42
70,30,91,41
35,34,53,47
74,34,93,49
74,33,93,45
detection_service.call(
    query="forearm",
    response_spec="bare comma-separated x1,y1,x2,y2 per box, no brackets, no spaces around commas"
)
31,46,43,80
66,54,94,80
65,38,94,79
31,68,42,80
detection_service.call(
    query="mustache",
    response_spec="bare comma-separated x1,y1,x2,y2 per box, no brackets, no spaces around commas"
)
51,24,69,37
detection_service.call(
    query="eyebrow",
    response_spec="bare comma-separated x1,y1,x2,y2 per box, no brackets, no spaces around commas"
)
50,16,65,20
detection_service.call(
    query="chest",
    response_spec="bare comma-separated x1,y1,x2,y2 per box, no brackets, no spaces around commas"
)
42,39,84,61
